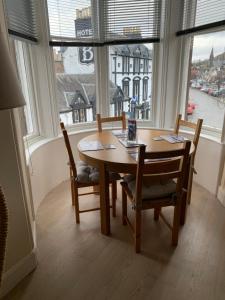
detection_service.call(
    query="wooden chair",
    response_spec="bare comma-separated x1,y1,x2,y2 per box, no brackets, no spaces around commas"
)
60,123,119,223
121,141,191,253
174,114,203,203
96,112,126,209
60,121,75,207
96,112,126,132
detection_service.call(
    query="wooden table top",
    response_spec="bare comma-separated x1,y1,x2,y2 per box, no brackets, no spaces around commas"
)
78,129,195,172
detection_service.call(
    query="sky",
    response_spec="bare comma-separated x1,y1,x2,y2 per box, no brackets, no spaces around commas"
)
192,30,225,62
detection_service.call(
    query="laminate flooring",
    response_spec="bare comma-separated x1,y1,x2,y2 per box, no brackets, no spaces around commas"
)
3,181,225,300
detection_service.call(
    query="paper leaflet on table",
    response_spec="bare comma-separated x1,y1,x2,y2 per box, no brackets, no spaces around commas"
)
79,141,104,151
119,138,146,148
112,130,127,138
160,135,189,144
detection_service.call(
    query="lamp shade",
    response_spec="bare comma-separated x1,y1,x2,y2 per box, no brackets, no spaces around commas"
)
0,30,25,110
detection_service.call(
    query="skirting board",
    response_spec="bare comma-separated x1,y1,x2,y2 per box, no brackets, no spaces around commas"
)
0,249,37,298
217,186,225,208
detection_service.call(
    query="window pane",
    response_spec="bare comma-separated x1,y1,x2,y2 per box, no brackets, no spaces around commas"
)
14,40,37,135
109,44,153,120
188,31,225,130
53,46,96,125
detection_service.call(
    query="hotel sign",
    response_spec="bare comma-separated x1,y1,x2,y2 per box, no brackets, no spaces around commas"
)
75,18,94,65
78,47,94,64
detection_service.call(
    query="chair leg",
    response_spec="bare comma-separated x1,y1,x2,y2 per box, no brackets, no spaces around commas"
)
187,168,194,204
74,183,80,224
172,202,181,246
122,188,127,225
135,209,142,253
70,167,75,206
111,181,117,217
154,207,161,221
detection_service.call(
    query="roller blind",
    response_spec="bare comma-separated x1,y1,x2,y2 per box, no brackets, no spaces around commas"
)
177,0,225,36
4,0,38,43
48,0,100,46
103,0,162,44
48,0,162,47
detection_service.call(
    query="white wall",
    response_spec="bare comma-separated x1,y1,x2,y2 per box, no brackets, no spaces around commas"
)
29,129,224,215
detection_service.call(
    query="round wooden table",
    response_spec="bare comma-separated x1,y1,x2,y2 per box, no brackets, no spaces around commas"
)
78,129,194,235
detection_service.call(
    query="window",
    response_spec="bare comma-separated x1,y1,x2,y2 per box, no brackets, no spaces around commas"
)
14,40,38,136
133,58,140,74
109,44,153,120
133,77,140,101
187,31,225,131
122,78,130,98
53,46,97,125
143,77,149,100
143,59,149,74
122,56,129,74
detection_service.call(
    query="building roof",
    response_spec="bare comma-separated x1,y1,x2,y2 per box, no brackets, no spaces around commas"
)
111,44,152,59
56,74,123,112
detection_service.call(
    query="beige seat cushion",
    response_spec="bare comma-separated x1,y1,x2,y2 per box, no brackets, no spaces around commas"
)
76,161,121,184
124,175,176,200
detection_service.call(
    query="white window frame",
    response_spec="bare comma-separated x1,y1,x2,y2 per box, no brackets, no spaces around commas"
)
13,39,40,141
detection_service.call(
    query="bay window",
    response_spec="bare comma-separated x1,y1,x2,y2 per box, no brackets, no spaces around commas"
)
47,0,159,125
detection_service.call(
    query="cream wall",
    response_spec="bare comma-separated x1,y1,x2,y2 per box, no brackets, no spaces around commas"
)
0,3,36,297
29,130,95,213
0,111,36,297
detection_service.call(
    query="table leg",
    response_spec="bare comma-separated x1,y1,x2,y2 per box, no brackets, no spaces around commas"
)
99,162,110,235
180,156,191,225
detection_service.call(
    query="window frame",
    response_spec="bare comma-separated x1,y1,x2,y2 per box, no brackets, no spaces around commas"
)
13,39,40,140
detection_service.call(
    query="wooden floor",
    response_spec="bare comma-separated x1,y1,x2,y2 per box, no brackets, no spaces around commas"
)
3,181,225,300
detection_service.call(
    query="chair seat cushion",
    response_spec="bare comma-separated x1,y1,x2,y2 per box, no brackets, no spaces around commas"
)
126,177,176,200
76,161,121,184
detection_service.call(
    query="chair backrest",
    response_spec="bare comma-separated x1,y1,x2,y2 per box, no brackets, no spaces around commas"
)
96,112,126,132
135,141,191,207
174,114,203,159
60,124,77,178
60,121,65,130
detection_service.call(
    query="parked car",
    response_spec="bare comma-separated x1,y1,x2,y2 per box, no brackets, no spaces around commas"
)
208,88,217,95
211,89,220,97
200,87,210,93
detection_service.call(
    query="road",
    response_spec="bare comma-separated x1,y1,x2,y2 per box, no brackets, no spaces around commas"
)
188,88,225,129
